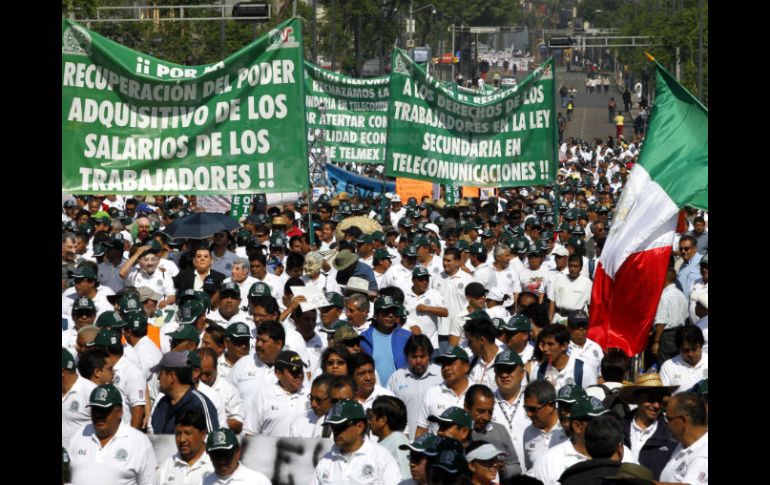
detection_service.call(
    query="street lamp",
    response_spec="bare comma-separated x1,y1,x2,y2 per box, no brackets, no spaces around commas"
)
407,2,437,49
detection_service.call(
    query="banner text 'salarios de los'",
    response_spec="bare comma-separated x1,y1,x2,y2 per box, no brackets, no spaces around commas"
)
386,49,557,188
62,18,308,195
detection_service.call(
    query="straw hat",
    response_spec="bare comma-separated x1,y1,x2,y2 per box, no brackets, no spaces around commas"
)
618,372,679,405
271,215,290,226
336,191,351,201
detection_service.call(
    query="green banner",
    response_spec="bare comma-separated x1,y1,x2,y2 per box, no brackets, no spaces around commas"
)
230,194,258,220
386,49,557,187
62,18,309,195
304,61,389,164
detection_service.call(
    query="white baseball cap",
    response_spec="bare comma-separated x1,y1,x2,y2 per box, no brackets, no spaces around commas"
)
391,194,402,203
552,245,569,257
466,443,507,462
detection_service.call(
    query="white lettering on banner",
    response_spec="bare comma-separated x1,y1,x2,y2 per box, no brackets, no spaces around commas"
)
79,165,252,192
67,98,210,129
391,152,540,184
422,133,505,158
234,60,296,88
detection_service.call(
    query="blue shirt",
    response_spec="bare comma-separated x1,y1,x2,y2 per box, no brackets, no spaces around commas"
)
372,328,397,385
676,252,703,305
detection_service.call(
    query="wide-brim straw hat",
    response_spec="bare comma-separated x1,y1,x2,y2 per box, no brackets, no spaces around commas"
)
618,373,679,405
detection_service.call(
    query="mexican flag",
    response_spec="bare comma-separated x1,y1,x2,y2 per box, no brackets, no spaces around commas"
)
587,60,708,357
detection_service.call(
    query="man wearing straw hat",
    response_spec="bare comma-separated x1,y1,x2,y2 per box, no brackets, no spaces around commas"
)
618,371,679,479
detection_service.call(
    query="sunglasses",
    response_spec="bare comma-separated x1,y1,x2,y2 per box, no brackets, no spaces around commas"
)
524,402,552,413
679,246,693,252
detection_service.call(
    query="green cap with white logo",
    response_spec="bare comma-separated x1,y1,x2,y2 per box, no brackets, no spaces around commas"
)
88,384,123,408
324,399,367,426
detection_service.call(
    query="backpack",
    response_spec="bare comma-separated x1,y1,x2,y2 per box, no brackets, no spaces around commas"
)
587,384,631,420
538,358,584,386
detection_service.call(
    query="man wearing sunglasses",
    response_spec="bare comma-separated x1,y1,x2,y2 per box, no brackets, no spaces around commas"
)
521,379,568,473
290,374,335,438
242,350,308,437
674,234,702,306
360,296,412,385
658,393,708,485
313,399,403,484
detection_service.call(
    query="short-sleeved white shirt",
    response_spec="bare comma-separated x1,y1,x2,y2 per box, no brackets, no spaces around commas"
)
243,382,309,437
472,262,497,290
201,463,271,485
522,421,568,472
62,376,97,447
289,409,328,438
68,421,159,485
537,356,598,394
403,288,446,345
432,270,475,335
659,432,708,484
415,381,470,433
660,353,708,394
226,353,277,404
209,375,244,424
654,284,689,330
357,384,395,411
125,268,176,300
387,365,443,438
547,274,592,320
568,339,604,378
158,452,214,485
113,356,147,423
491,389,529,473
493,265,523,301
312,439,403,485
467,347,504,392
529,439,639,484
381,263,415,296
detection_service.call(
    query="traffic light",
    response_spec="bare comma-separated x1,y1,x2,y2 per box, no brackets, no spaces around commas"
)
548,36,573,49
232,2,270,21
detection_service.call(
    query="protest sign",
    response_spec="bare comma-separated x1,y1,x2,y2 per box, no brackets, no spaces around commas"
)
305,61,389,164
396,177,434,203
62,18,308,195
386,49,557,188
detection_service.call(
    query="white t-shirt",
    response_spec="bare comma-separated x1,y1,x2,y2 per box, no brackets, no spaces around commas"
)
226,353,277,404
403,288,446,346
660,353,708,394
113,355,147,424
415,381,470,433
522,421,568,472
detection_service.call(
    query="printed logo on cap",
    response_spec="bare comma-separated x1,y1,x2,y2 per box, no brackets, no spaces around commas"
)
439,450,456,465
95,388,109,401
127,299,138,309
213,431,227,445
238,323,248,334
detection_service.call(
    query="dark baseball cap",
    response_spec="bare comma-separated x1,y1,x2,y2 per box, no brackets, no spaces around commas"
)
428,406,472,429
150,351,192,373
88,384,123,408
434,346,470,364
465,282,488,297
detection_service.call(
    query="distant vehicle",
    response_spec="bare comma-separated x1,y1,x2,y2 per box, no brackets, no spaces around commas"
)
500,77,517,88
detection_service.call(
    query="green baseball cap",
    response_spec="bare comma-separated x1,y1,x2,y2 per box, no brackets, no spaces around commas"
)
493,349,524,367
566,236,585,249
118,294,142,315
62,348,76,371
220,282,241,298
428,406,472,429
434,346,470,364
95,311,125,329
86,328,120,347
555,383,588,404
178,299,206,325
206,428,240,452
356,234,373,244
373,248,393,261
73,267,97,281
429,437,468,475
399,433,441,455
73,296,96,313
402,245,419,257
186,350,201,368
324,399,367,426
320,319,346,335
469,243,486,257
248,282,273,298
569,396,609,420
412,266,431,278
371,231,386,243
168,324,201,344
374,295,399,312
321,292,345,309
513,238,530,254
88,384,123,408
225,322,252,339
122,311,148,331
501,314,531,333
270,233,287,248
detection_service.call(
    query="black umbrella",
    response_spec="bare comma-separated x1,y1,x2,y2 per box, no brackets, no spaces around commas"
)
159,212,240,240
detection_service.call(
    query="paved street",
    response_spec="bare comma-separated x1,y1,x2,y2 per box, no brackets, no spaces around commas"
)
553,66,634,142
